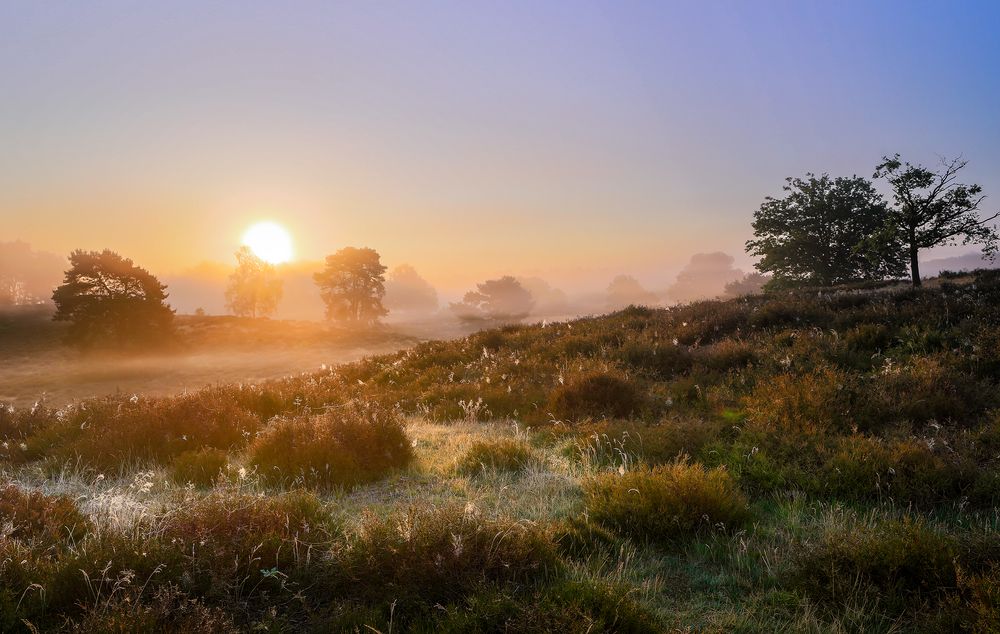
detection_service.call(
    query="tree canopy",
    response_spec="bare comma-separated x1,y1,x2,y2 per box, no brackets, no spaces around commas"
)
383,264,438,313
746,173,904,288
606,275,658,310
450,276,534,322
51,249,174,347
874,154,998,287
313,247,388,324
225,246,283,318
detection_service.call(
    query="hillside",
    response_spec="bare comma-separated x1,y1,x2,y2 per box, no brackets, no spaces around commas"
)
2,270,1000,632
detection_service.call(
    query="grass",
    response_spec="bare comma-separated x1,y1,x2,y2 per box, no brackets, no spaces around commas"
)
3,269,1000,630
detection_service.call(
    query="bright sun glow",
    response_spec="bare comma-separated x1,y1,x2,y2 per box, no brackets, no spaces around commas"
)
242,222,293,264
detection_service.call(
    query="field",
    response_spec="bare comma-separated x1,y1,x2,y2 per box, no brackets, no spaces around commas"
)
0,310,419,408
2,271,1000,632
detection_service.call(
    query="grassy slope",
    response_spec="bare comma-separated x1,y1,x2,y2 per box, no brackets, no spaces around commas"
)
2,271,1000,632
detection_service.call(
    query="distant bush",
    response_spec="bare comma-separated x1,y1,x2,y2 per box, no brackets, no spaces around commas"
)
249,404,413,489
169,447,229,487
584,462,749,543
457,438,536,476
549,373,644,422
617,342,692,379
0,485,90,547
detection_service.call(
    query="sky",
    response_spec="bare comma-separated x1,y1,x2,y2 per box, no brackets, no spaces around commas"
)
2,1,999,292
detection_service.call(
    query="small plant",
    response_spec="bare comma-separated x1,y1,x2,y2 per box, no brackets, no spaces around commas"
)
583,461,749,543
456,438,535,476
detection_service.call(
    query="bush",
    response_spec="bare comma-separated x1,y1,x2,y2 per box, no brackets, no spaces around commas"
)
457,438,536,476
789,517,958,617
327,506,559,608
584,462,749,543
617,342,692,379
0,485,90,547
160,490,333,598
743,367,854,438
549,373,644,422
249,404,413,489
169,448,229,487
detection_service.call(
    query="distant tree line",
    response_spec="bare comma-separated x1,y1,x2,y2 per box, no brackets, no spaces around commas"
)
46,152,997,347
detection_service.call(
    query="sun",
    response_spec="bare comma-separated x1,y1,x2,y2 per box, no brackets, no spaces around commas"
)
242,221,293,264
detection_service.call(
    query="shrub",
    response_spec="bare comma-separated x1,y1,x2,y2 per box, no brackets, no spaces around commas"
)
169,448,228,487
39,391,262,470
617,342,692,379
327,506,559,608
789,517,958,616
743,367,854,438
433,579,663,633
695,339,757,372
584,462,749,543
160,490,333,598
457,438,536,476
249,404,413,489
549,373,644,422
0,485,90,547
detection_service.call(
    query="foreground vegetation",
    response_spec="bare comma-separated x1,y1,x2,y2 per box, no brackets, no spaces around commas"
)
3,270,1000,631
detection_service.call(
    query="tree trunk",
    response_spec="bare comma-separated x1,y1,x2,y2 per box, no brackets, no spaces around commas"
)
909,243,921,287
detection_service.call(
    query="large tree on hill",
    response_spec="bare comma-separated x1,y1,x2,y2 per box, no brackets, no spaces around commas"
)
874,154,998,287
51,249,174,347
746,173,905,288
313,247,388,324
225,246,283,318
450,276,534,322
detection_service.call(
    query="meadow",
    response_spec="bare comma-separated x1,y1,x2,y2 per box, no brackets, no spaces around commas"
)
2,270,1000,632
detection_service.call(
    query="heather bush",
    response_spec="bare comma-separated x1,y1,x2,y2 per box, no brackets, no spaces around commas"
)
584,462,749,542
0,485,90,547
457,438,536,476
326,505,559,608
249,404,413,489
169,447,228,487
549,373,644,422
789,517,959,618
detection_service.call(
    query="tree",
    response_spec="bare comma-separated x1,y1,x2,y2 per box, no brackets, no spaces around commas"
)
667,252,743,303
0,241,64,306
51,249,174,347
722,272,770,298
746,173,905,288
606,275,658,310
450,276,534,322
225,246,283,318
313,247,388,324
383,264,438,314
874,154,999,287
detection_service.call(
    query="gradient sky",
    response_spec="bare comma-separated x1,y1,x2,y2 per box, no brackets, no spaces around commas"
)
2,1,999,290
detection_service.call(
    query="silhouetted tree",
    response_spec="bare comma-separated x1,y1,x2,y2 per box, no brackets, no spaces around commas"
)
606,275,658,310
746,173,904,288
874,154,999,287
313,247,388,324
225,246,283,318
384,264,438,313
451,276,534,322
51,249,174,347
722,272,770,298
667,252,743,303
